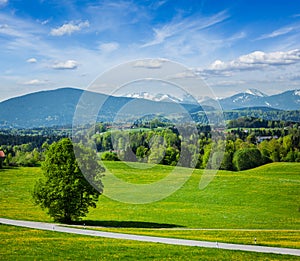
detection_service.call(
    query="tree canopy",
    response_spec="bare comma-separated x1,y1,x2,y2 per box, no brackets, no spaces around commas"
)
233,148,263,171
33,138,104,223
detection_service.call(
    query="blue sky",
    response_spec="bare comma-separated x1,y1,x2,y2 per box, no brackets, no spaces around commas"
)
0,0,300,101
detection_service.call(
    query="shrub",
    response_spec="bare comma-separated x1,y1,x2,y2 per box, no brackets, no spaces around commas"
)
101,151,120,161
233,148,264,171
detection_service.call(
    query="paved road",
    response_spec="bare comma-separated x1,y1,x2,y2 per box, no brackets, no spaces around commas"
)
1,218,299,257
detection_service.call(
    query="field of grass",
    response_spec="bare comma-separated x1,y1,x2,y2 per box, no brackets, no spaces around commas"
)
0,167,51,222
90,162,300,229
1,224,299,260
0,162,299,258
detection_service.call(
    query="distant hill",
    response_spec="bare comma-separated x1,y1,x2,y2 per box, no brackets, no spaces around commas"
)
0,88,201,128
0,88,83,128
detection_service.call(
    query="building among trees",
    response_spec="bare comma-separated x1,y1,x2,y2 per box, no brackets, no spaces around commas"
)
0,150,5,168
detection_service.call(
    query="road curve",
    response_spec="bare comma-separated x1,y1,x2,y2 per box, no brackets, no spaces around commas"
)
1,218,299,257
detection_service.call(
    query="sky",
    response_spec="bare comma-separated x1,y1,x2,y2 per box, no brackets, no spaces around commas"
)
0,0,300,101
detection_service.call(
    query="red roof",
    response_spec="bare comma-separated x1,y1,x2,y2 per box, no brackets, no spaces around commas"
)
0,151,5,157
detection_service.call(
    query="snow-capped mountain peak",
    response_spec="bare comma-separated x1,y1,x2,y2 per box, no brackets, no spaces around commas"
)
232,93,252,103
125,92,182,103
245,88,268,97
125,92,197,104
212,88,300,110
294,90,300,96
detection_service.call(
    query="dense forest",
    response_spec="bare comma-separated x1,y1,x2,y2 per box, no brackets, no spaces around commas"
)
94,123,300,171
0,127,68,167
1,117,299,171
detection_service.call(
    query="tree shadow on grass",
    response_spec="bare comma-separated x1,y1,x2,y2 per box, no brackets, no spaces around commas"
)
72,220,183,228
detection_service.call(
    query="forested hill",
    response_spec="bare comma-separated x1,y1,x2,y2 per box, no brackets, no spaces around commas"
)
0,88,83,128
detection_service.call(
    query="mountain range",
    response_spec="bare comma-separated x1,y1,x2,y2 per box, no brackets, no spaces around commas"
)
0,88,201,128
0,87,299,128
123,88,300,111
216,89,300,111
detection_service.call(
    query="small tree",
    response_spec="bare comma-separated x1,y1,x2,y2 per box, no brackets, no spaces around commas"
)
233,148,263,171
33,138,104,223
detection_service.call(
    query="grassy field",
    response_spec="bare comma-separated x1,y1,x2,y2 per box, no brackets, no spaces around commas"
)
0,167,50,222
1,224,299,261
90,161,300,230
0,162,299,258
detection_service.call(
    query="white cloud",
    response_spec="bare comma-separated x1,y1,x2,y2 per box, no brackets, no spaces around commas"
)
257,25,300,40
0,13,48,52
0,23,23,38
50,21,89,36
52,60,79,70
151,0,168,9
141,11,228,47
133,59,167,69
200,49,300,76
98,42,119,53
22,79,46,85
40,19,50,25
168,70,199,79
26,57,37,63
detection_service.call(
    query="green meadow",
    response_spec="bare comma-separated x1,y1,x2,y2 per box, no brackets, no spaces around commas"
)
92,162,300,230
2,225,299,261
0,162,299,259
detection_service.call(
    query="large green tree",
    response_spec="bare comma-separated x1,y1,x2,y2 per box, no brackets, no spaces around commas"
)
33,138,104,223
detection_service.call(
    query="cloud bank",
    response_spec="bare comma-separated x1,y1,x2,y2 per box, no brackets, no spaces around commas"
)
200,49,300,76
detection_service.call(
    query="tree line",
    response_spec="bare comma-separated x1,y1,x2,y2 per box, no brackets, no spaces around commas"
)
0,128,68,167
192,109,300,124
1,118,299,170
96,123,300,171
227,116,298,129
